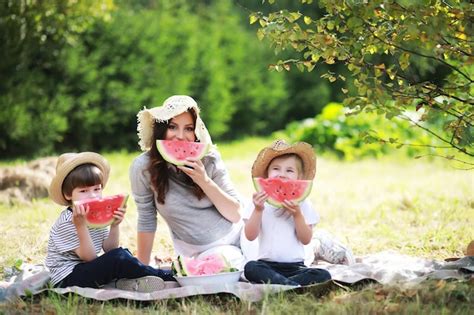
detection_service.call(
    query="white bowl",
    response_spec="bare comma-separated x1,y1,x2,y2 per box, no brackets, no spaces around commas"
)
175,270,243,287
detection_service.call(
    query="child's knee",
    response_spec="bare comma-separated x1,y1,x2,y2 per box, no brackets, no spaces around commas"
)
107,247,132,260
310,268,331,281
244,260,263,277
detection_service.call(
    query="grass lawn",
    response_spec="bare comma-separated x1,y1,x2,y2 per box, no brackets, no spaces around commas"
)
1,137,473,313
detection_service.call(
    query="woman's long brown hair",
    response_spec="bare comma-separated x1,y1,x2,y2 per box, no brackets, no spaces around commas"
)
148,108,205,204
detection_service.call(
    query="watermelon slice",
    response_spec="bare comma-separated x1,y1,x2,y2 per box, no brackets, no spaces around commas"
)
172,254,237,277
74,194,129,228
253,177,312,208
156,140,210,166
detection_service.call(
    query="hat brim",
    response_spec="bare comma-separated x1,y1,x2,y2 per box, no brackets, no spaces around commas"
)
137,95,213,151
49,152,110,206
251,142,316,180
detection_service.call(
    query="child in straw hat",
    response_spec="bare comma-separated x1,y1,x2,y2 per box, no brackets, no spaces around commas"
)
45,152,174,292
243,140,331,286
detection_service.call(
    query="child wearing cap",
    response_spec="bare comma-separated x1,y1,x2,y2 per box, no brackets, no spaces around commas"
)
45,152,175,292
243,140,331,286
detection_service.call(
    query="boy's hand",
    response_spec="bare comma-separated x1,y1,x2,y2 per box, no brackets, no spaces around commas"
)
253,191,267,212
111,206,126,226
72,203,88,227
282,200,302,218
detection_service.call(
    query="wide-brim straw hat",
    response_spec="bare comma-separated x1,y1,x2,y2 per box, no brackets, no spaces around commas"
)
251,140,316,180
49,152,110,206
136,95,213,151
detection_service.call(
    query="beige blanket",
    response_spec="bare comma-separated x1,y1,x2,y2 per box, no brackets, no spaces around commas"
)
1,251,472,302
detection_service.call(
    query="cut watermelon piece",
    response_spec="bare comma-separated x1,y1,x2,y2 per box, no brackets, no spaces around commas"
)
156,140,210,166
253,177,312,208
172,254,235,277
74,194,128,228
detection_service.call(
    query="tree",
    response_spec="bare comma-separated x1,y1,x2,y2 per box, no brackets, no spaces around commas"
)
250,0,473,166
0,0,114,158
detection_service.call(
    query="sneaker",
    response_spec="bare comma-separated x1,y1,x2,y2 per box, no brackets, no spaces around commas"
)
115,276,165,293
313,230,355,265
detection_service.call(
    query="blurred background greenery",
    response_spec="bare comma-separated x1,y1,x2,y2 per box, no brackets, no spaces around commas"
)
0,0,468,161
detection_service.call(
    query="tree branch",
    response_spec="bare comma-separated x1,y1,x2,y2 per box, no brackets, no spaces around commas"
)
364,23,473,83
399,114,473,157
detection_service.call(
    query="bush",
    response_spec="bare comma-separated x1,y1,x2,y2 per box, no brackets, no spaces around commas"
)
1,0,288,157
277,103,440,160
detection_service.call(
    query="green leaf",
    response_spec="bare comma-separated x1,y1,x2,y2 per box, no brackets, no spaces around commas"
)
399,52,410,70
327,20,335,30
249,14,259,25
14,259,23,270
296,62,305,72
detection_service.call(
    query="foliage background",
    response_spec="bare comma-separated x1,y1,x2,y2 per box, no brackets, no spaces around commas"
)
1,0,462,161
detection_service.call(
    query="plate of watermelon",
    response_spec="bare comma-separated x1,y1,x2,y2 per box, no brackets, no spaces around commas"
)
74,193,128,228
171,254,243,287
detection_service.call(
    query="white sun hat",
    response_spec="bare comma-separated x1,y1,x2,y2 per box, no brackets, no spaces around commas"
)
136,95,213,151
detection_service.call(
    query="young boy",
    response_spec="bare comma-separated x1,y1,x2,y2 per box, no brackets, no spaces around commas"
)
45,152,174,292
243,140,331,286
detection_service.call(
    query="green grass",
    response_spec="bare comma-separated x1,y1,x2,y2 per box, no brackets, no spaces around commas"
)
1,137,473,313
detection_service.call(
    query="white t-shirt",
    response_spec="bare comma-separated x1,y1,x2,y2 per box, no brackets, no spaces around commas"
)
242,199,319,263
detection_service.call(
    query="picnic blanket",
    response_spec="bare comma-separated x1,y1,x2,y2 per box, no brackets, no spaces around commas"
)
1,251,472,303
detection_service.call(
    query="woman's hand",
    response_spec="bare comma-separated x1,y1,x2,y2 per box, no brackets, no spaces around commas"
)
177,158,209,186
253,191,267,212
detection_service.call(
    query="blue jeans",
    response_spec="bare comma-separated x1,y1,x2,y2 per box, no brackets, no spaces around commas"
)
58,247,175,288
244,260,331,286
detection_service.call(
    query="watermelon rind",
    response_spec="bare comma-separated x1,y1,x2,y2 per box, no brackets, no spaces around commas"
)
76,194,128,228
177,255,189,276
171,259,182,277
252,177,312,208
156,140,210,166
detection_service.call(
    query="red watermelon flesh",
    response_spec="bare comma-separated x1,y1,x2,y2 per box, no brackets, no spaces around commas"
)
172,254,237,277
253,177,312,208
74,194,128,228
156,140,210,166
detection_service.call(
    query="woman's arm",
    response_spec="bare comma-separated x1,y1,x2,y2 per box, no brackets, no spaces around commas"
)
137,231,155,265
129,154,159,264
178,153,241,222
195,174,241,222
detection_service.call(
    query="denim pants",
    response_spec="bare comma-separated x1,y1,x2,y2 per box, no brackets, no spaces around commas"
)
58,247,175,288
244,260,331,286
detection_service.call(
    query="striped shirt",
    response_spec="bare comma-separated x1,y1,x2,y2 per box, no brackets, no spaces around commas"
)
45,208,109,285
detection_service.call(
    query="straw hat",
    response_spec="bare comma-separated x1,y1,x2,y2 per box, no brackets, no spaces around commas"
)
48,152,110,206
136,95,213,151
251,140,316,180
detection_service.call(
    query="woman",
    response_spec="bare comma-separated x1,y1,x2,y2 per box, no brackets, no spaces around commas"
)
129,95,245,267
